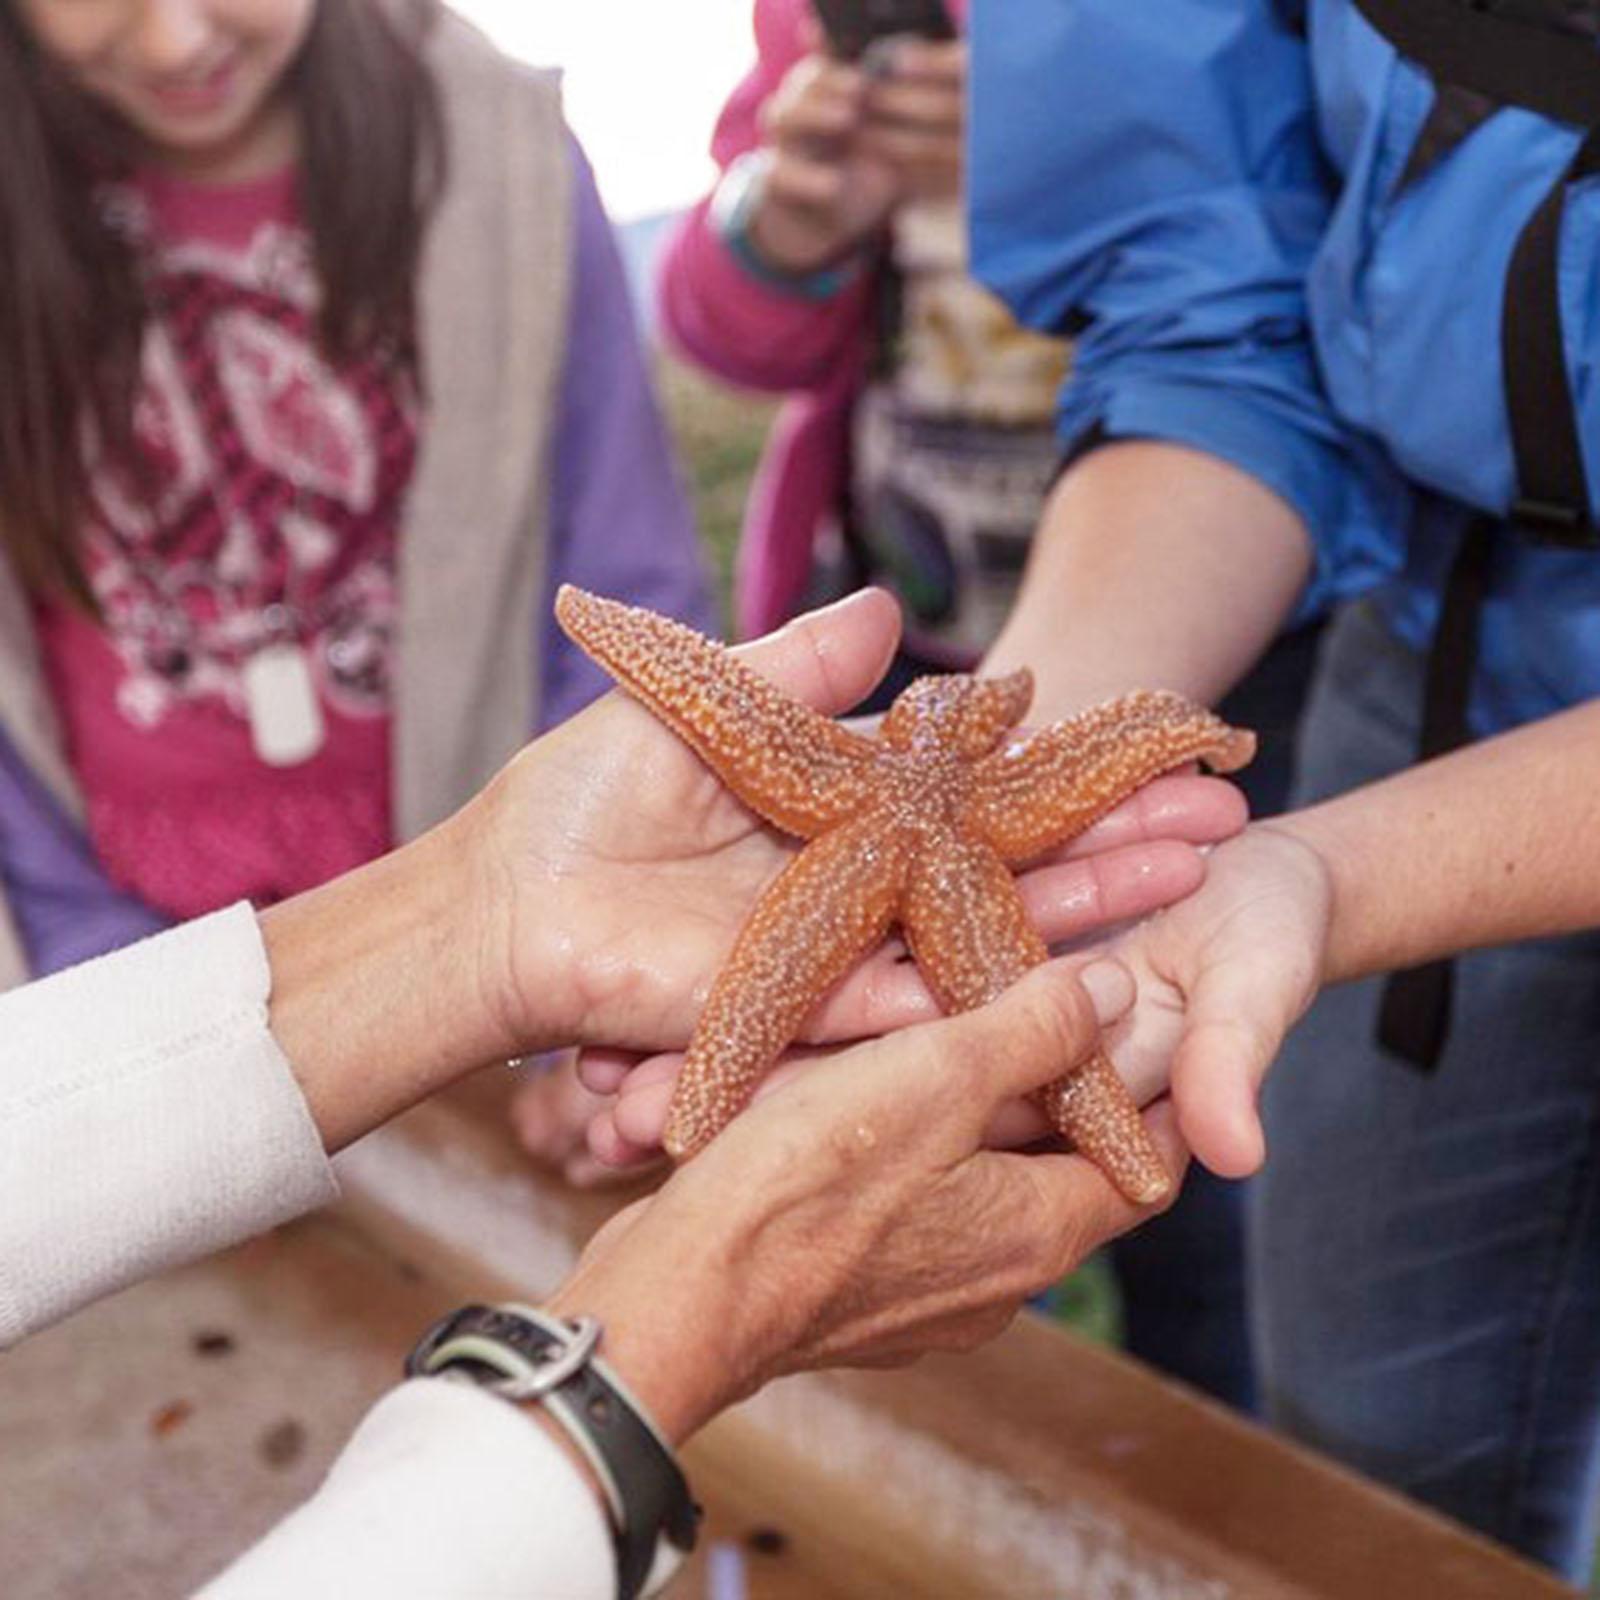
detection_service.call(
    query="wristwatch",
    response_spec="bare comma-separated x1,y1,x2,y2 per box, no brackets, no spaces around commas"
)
710,149,862,300
406,1303,700,1600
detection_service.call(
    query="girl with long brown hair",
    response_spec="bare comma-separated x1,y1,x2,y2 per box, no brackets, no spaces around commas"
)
0,0,710,983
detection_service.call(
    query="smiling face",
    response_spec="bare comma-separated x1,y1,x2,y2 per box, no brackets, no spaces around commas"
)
14,0,318,180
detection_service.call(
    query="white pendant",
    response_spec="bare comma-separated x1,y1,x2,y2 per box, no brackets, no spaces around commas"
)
242,643,327,767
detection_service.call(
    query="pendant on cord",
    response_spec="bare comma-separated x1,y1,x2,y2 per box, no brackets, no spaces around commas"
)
242,641,327,766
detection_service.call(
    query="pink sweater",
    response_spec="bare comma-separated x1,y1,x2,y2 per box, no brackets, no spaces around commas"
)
656,0,968,639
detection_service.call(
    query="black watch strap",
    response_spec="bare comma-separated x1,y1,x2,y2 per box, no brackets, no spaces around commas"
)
406,1303,701,1600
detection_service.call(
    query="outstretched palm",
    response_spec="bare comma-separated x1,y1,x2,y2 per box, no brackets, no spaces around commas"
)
476,592,1249,1116
1100,824,1335,1177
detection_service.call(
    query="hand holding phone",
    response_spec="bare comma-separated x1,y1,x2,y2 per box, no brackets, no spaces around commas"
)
725,4,963,278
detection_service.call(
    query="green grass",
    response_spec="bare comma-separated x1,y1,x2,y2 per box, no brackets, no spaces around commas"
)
654,356,776,632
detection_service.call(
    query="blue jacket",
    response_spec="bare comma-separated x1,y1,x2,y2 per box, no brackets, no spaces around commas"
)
970,0,1600,734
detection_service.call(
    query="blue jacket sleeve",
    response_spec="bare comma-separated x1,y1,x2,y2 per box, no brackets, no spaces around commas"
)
0,734,167,978
969,0,1401,609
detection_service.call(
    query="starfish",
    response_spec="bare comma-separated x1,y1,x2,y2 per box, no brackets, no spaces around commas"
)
556,587,1254,1204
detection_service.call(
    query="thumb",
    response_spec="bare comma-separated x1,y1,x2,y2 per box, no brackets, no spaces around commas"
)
1169,964,1293,1178
930,957,1134,1116
732,588,902,715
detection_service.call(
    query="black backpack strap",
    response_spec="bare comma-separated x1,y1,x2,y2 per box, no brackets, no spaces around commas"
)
1350,0,1600,124
1344,1,1600,1070
1374,516,1495,1068
1398,84,1496,191
1501,121,1600,546
1353,0,1600,550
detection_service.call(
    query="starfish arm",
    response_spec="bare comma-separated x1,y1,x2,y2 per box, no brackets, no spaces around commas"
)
1032,1061,1174,1206
965,690,1256,864
881,669,1033,758
902,831,1172,1205
556,586,879,838
664,811,912,1159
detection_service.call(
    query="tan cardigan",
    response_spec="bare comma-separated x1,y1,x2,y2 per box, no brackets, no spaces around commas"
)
0,15,574,990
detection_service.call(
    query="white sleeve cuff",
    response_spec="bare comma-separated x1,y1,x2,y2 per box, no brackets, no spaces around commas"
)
0,903,338,1347
196,1379,616,1599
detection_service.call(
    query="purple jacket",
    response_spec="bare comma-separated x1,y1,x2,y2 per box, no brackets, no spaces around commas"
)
1,139,712,978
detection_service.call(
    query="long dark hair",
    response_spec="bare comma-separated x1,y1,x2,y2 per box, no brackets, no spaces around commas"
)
0,0,446,605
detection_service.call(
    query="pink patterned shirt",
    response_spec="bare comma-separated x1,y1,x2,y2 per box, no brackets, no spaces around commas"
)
34,167,414,920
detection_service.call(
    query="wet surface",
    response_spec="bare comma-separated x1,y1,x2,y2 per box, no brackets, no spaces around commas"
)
258,1418,307,1471
149,1400,193,1438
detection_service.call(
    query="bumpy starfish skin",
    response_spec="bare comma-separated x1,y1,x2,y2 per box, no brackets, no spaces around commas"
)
555,587,1255,1204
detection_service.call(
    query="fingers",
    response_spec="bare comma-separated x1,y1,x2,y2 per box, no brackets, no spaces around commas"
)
802,858,1180,1040
991,1098,1191,1282
608,1052,680,1151
802,941,942,1039
799,841,1212,1043
855,124,962,179
510,1055,603,1168
978,1095,1054,1149
575,1047,637,1096
587,1104,662,1171
1164,1004,1273,1184
764,56,866,151
864,38,964,83
923,957,1134,1112
765,83,863,149
764,152,863,216
1061,774,1248,858
1168,971,1291,1179
732,588,901,718
1017,840,1206,945
606,1047,825,1158
864,77,963,132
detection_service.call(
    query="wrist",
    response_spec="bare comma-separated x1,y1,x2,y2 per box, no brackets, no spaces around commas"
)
260,806,504,1150
542,1178,767,1446
747,198,863,280
543,1256,738,1448
1250,812,1348,988
406,1304,700,1598
461,736,596,1062
711,150,866,295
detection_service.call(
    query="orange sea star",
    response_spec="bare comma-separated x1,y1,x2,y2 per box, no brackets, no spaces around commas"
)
557,587,1254,1203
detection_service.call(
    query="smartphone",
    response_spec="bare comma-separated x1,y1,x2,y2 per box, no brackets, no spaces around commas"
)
810,0,956,61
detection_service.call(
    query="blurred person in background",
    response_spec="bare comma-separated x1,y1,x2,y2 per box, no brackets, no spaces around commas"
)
642,0,1332,1414
0,0,710,988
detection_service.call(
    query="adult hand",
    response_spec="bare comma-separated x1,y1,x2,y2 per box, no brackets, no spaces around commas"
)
474,590,1246,1071
544,956,1186,1444
265,590,1244,1153
577,772,1251,1169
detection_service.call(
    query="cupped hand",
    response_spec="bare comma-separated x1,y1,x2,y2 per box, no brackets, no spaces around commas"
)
469,589,900,1062
580,771,1248,1168
470,590,1247,1079
1097,822,1335,1179
544,957,1187,1443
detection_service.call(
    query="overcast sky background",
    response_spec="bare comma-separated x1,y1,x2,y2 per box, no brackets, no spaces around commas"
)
449,0,752,221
